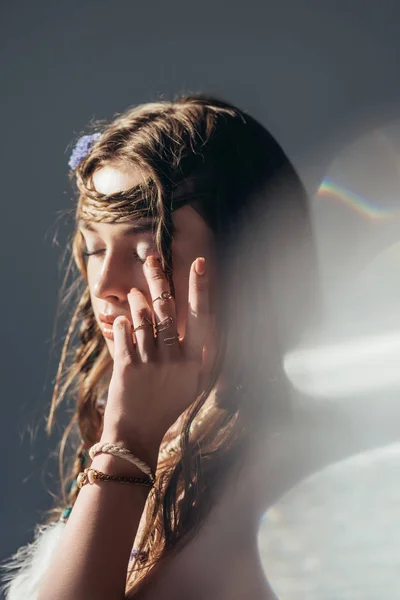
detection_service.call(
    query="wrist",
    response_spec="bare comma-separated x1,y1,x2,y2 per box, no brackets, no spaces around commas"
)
89,453,153,482
99,427,161,474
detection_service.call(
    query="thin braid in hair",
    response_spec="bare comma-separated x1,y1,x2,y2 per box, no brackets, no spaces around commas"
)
46,288,110,522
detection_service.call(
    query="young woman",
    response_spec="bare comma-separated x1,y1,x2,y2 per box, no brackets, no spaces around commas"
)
2,94,318,599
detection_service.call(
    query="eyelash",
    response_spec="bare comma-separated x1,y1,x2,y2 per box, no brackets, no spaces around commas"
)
82,249,147,264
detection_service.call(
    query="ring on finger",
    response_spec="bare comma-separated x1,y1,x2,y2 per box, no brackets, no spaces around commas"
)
152,291,174,304
155,316,175,333
163,334,180,347
133,316,154,334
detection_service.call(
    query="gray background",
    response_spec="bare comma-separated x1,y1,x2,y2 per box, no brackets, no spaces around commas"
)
2,1,400,597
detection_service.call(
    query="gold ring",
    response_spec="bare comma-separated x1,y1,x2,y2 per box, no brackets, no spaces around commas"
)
155,316,175,333
133,316,153,333
163,334,180,347
152,291,174,304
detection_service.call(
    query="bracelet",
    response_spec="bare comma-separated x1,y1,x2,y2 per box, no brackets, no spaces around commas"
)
89,441,156,484
76,467,154,489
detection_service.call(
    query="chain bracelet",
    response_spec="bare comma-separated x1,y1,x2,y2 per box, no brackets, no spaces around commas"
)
77,467,153,489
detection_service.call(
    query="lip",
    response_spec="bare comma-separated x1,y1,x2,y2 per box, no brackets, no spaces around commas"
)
99,313,130,341
99,313,118,325
100,321,115,341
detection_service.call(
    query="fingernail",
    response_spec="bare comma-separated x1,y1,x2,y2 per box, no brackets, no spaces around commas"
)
195,257,206,275
146,255,159,268
114,316,126,329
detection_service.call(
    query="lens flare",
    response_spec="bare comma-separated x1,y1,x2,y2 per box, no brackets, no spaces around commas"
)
283,329,400,398
317,178,400,221
258,442,400,598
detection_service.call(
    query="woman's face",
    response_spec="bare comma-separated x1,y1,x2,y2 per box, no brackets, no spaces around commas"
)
79,164,215,360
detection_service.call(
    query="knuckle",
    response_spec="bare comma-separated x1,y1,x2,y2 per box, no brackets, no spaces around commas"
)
145,354,157,366
150,270,165,283
191,298,208,315
136,307,150,321
188,307,199,319
116,348,134,369
192,277,207,292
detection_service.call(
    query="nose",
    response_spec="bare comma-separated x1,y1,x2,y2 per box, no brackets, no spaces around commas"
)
93,253,145,303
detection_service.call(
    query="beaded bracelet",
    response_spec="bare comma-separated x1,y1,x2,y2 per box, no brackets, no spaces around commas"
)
77,467,154,489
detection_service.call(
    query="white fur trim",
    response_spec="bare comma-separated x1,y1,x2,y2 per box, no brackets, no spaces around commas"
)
0,520,66,600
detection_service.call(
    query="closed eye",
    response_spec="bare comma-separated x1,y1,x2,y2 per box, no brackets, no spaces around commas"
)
82,249,104,257
82,249,148,264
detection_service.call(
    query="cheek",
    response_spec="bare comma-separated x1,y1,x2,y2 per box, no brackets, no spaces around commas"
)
86,262,98,294
85,264,102,321
87,277,99,309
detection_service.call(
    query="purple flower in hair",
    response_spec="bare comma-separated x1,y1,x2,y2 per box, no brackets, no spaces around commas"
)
68,132,101,170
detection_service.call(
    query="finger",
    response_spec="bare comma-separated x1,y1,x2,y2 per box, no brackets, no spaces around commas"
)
184,257,209,362
128,288,156,363
144,255,180,359
112,316,136,368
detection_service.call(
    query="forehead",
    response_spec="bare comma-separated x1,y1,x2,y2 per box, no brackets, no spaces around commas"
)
92,164,146,195
78,218,155,237
84,164,214,242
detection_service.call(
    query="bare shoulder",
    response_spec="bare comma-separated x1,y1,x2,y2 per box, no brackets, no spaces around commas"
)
126,541,277,600
127,455,279,599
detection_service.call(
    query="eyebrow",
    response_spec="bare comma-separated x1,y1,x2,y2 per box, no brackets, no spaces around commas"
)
78,220,155,236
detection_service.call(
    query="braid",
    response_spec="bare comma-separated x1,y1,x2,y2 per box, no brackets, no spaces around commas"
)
46,287,111,523
74,289,103,379
74,294,108,447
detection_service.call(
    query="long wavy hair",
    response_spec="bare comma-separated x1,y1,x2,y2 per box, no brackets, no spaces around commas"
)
45,93,318,594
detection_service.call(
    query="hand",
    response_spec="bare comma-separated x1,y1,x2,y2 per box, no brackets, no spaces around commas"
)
101,255,209,470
